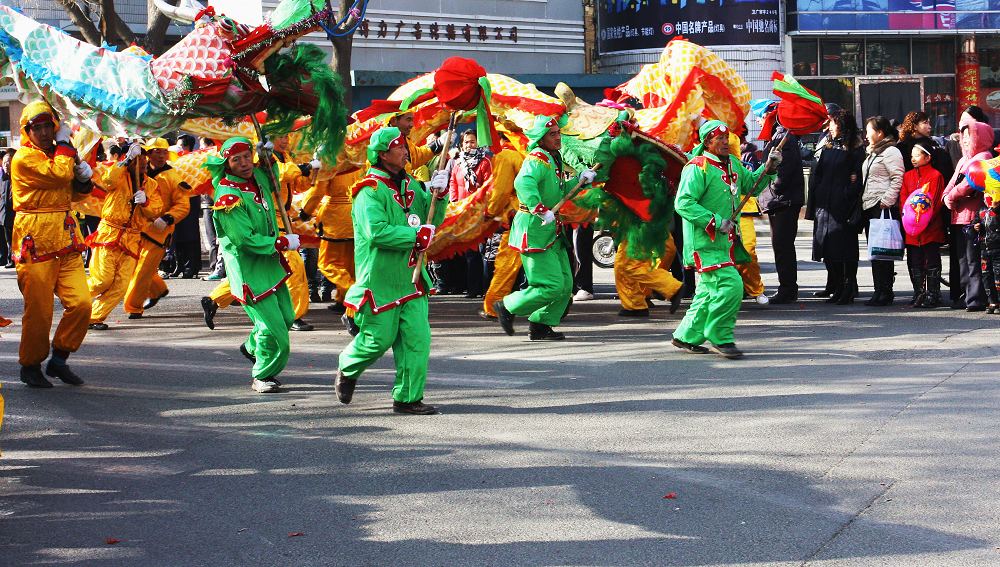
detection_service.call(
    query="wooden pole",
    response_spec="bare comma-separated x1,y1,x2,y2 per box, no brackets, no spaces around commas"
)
551,163,602,215
412,111,459,284
249,114,296,237
729,133,788,223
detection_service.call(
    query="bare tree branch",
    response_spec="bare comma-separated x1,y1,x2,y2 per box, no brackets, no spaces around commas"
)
98,0,135,47
55,0,102,45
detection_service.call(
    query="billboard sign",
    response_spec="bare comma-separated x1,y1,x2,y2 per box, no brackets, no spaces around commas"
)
597,0,780,54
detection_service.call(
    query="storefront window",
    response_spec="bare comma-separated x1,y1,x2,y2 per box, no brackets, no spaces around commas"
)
924,77,956,135
913,40,956,75
793,39,819,77
821,41,864,76
977,38,1000,128
800,78,855,119
865,40,910,75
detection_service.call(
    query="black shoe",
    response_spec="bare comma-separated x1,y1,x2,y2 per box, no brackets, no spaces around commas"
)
20,365,53,388
4,262,15,269
495,301,515,336
309,289,322,303
201,296,217,330
528,322,565,341
864,291,885,306
143,289,169,310
182,272,196,279
319,286,333,303
240,344,257,363
767,292,798,305
966,304,986,312
327,302,347,314
334,369,356,404
618,308,649,317
671,338,709,354
478,310,497,320
669,292,682,314
291,318,314,331
835,288,857,305
127,312,143,320
341,314,360,337
45,361,84,385
711,343,745,360
88,322,108,331
393,400,439,415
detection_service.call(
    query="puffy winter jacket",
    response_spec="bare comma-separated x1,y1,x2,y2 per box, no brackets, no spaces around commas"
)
943,117,993,225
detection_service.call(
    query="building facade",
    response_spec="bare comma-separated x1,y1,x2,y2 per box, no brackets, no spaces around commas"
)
787,1,1000,135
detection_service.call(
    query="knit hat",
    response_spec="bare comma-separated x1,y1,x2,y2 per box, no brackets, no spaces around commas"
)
19,100,59,138
202,136,253,183
525,114,567,151
689,120,729,158
367,127,406,165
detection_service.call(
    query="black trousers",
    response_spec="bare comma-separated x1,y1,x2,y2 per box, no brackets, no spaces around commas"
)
174,240,202,277
906,243,942,272
767,207,801,296
948,226,963,302
0,220,11,264
982,249,1000,305
953,224,986,308
573,226,594,293
202,209,223,275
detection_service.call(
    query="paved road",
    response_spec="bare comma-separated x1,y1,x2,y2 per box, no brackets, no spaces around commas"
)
1,227,999,566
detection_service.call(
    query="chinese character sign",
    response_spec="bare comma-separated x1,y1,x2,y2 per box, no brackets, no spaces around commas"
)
597,0,780,54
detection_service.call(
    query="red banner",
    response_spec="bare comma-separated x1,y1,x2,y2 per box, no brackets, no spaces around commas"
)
957,52,980,113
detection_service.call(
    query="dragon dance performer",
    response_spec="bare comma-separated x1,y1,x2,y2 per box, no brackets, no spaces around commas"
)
334,127,449,415
87,143,163,330
11,101,95,388
670,120,778,359
122,138,191,319
614,235,683,317
204,136,297,393
493,115,596,340
480,129,525,320
200,135,320,332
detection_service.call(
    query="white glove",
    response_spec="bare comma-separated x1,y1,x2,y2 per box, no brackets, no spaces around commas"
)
579,168,598,185
540,209,556,226
133,190,147,205
719,218,735,234
285,233,301,251
764,148,783,174
309,159,322,172
428,169,449,194
74,161,93,182
125,142,142,162
55,123,72,144
152,217,168,231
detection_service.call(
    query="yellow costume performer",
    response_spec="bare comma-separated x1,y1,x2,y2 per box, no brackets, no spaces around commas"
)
615,235,683,316
481,142,524,318
302,169,359,307
123,138,191,318
12,101,93,387
87,146,163,329
736,198,767,301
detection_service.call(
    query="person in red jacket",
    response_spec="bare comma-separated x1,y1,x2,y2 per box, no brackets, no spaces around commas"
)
900,140,946,307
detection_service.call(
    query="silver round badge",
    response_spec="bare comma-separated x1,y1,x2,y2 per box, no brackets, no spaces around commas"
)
407,213,421,228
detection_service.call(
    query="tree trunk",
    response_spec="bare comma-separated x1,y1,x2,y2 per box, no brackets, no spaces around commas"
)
145,0,179,55
329,0,354,110
99,0,136,47
55,0,102,45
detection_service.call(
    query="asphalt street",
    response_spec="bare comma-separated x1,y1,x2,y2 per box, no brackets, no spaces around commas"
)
1,221,999,566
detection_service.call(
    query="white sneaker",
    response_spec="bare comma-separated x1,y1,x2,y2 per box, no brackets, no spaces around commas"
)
574,289,595,301
755,295,770,305
251,378,280,393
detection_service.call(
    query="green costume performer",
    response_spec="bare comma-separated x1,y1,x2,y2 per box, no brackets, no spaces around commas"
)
204,137,296,393
335,127,448,415
494,115,596,341
671,121,776,359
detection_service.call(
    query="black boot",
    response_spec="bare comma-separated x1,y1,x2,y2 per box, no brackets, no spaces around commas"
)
907,267,926,307
528,322,565,341
866,261,894,306
308,280,321,303
825,262,846,304
919,267,943,308
318,279,334,303
45,360,84,385
20,364,52,388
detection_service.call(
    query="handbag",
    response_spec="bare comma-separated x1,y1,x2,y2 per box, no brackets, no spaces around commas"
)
868,209,905,261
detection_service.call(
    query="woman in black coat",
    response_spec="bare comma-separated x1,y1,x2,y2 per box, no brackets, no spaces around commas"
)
806,111,865,304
